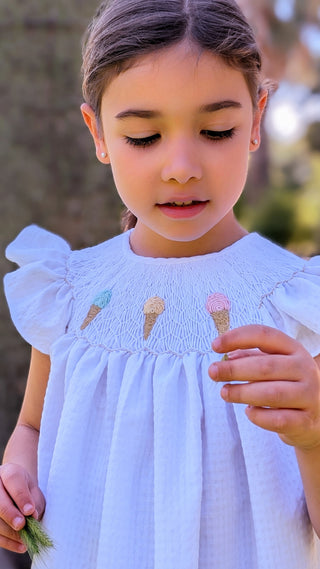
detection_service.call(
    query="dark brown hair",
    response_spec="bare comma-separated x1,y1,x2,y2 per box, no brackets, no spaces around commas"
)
82,0,267,231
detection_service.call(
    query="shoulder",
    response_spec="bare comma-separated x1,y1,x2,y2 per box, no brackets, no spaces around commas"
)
5,224,126,280
252,234,320,355
3,225,125,353
248,233,318,298
238,233,306,278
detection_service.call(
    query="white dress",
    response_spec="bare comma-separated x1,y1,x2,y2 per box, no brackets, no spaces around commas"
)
4,225,320,569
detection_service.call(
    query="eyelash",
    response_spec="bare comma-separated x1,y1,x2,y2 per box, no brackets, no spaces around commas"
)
125,134,161,148
202,128,236,141
124,128,236,148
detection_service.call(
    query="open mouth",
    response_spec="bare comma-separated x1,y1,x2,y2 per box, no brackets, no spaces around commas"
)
161,200,204,207
157,200,208,218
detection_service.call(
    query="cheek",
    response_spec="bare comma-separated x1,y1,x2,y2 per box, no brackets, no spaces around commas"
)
212,148,250,209
230,136,251,171
107,147,134,185
213,143,249,184
111,147,156,189
109,157,148,210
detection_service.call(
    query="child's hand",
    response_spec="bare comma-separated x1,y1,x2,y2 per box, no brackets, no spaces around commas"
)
0,463,45,554
209,325,320,451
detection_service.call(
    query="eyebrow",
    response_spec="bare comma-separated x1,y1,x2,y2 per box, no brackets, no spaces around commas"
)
115,100,242,120
200,101,242,113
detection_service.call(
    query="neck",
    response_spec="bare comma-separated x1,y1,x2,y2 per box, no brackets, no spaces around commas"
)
130,217,248,258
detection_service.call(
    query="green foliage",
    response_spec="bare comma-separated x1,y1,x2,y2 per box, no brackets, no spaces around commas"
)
248,188,297,246
240,145,320,255
19,516,54,560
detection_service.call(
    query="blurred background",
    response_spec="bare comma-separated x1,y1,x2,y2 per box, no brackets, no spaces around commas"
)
0,0,319,567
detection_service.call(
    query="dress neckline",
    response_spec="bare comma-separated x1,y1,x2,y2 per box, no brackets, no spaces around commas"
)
122,229,260,265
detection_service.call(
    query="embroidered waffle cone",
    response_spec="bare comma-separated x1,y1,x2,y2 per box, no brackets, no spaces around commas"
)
143,296,165,340
211,309,230,335
80,304,101,330
143,313,159,340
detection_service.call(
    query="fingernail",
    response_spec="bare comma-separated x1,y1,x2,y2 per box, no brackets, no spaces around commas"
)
18,543,27,553
221,385,228,400
212,338,222,350
13,516,24,530
209,364,218,380
23,503,34,515
225,350,237,360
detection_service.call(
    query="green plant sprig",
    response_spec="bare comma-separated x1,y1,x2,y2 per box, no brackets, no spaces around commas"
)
19,515,54,560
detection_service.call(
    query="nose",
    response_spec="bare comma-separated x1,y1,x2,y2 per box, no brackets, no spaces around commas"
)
161,139,202,184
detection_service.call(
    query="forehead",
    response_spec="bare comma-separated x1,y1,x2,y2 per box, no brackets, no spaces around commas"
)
101,41,252,115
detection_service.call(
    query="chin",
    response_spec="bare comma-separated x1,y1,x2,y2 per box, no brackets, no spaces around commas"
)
161,225,217,243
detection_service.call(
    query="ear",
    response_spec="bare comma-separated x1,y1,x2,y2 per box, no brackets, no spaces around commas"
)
80,103,110,163
250,89,269,152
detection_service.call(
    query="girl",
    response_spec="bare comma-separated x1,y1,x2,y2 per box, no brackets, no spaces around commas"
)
1,0,320,567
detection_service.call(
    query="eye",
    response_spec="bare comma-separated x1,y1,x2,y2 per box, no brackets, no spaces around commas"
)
201,128,236,141
124,134,161,148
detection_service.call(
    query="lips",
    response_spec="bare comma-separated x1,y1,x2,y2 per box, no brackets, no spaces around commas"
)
157,200,208,219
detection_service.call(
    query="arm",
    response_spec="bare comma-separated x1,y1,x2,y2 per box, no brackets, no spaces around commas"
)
295,355,320,537
0,347,50,553
209,326,320,537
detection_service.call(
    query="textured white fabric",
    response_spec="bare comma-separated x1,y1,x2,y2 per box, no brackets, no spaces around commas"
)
4,225,320,569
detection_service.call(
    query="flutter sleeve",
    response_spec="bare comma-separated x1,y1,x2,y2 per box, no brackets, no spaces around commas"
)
261,256,320,357
4,225,73,355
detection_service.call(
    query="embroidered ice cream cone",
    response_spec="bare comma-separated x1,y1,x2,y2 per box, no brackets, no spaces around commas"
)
143,296,165,340
206,293,231,335
81,289,112,330
81,305,101,330
211,308,230,335
144,313,158,340
206,293,231,360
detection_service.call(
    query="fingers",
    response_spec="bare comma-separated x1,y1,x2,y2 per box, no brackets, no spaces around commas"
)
0,465,36,525
1,463,45,520
212,324,300,356
208,325,320,449
0,475,28,554
0,464,46,554
0,480,26,533
30,485,46,521
209,325,308,383
220,380,306,409
245,406,320,449
227,348,263,360
209,350,306,383
245,406,306,434
0,518,27,554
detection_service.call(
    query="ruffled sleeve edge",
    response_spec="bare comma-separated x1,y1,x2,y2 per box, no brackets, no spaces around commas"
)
259,256,320,357
4,225,74,355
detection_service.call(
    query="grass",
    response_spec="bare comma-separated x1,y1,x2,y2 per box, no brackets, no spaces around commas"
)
19,516,54,560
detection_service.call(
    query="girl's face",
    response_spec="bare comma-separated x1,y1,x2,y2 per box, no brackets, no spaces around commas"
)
82,41,267,257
